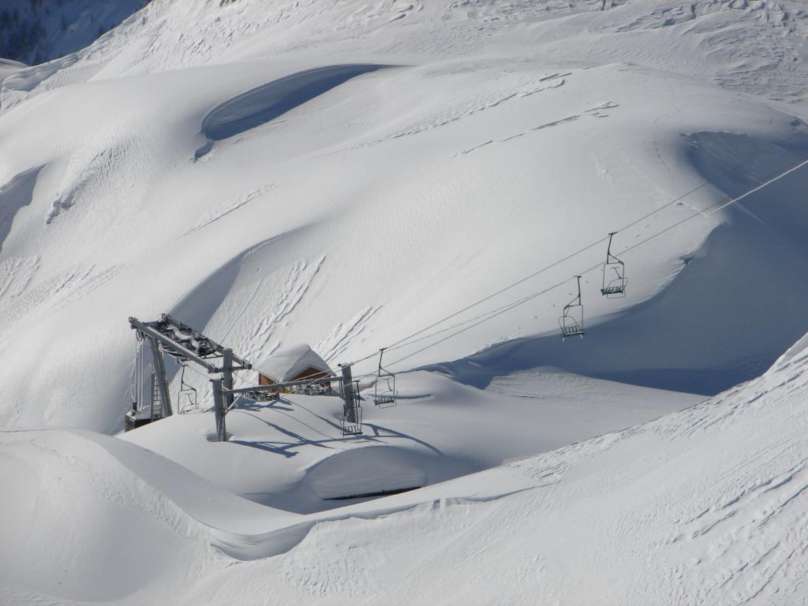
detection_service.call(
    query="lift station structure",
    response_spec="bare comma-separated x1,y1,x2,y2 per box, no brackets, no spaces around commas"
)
126,314,366,440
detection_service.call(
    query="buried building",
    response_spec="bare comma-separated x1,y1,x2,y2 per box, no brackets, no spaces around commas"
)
255,344,334,394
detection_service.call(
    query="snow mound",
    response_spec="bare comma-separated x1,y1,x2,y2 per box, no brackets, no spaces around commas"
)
0,430,210,602
306,446,426,499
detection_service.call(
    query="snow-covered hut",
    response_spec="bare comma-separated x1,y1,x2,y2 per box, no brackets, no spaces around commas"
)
255,344,334,392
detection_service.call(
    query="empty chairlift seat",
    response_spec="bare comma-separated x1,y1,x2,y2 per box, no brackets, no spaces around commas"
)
560,275,585,340
373,348,397,407
600,232,627,298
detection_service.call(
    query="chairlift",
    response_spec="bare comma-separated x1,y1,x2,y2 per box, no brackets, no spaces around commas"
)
373,348,397,407
600,232,626,298
559,275,585,340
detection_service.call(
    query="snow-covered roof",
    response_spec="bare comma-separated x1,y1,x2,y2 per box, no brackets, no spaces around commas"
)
254,344,333,383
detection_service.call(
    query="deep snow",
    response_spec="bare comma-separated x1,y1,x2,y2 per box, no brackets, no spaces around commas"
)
2,0,808,604
3,316,808,605
122,370,698,514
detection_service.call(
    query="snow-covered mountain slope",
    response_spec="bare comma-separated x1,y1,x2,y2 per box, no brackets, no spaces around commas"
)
1,0,808,431
3,2,808,602
2,324,807,605
0,0,146,66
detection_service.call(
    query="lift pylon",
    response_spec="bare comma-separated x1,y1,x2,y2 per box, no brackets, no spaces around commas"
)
339,364,363,435
127,314,251,441
600,232,627,298
559,275,585,340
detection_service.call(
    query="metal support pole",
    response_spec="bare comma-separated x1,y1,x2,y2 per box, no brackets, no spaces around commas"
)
222,348,234,410
341,364,357,424
148,336,173,418
211,378,227,441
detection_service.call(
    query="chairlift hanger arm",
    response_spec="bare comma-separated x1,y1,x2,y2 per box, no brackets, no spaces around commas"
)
605,232,625,266
377,348,395,376
565,275,583,308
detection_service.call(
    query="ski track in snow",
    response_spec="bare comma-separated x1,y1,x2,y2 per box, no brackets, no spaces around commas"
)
46,139,134,225
184,185,274,236
672,462,808,602
318,305,382,363
243,256,326,363
395,75,569,138
348,71,571,153
460,100,620,156
0,260,119,332
0,256,39,302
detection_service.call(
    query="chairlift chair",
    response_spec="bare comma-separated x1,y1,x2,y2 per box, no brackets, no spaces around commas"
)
559,275,585,340
600,232,627,298
373,348,397,407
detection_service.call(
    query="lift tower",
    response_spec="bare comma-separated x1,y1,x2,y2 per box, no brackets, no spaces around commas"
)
128,314,251,441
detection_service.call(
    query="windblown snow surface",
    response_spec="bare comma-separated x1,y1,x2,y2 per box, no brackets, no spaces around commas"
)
4,327,808,604
2,0,808,604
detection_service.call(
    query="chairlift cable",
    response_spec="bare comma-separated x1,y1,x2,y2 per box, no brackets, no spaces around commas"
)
616,157,808,259
379,157,808,371
348,181,710,367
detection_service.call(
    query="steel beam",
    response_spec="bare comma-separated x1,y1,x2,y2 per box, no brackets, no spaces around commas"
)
148,336,173,418
160,314,251,368
129,317,219,372
341,364,357,424
222,348,234,412
211,378,227,441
